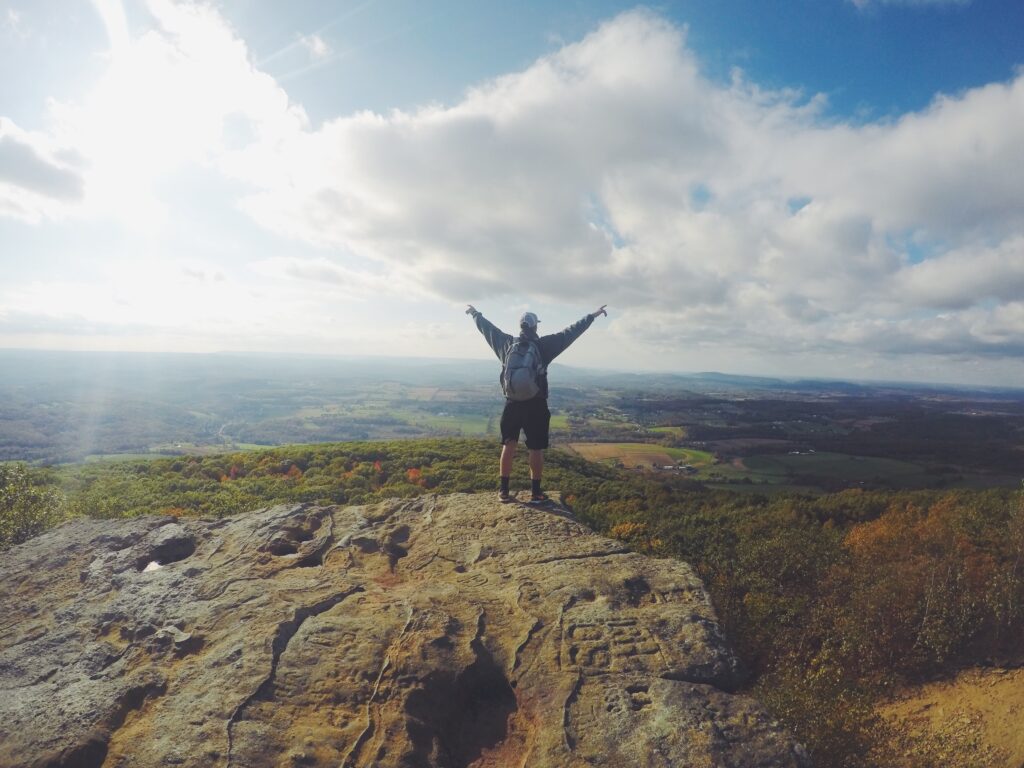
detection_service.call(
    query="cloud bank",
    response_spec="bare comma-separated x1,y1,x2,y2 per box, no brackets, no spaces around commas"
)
224,10,1023,364
1,2,1022,380
0,119,85,222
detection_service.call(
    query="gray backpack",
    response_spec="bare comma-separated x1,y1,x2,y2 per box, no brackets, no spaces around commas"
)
501,339,546,401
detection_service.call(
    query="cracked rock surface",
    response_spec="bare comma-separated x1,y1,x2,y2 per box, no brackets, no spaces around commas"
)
0,494,809,767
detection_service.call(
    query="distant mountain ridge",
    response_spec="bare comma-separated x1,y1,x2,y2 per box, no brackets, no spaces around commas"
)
3,349,1022,395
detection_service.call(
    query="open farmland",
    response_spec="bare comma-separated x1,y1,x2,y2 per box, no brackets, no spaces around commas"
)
649,425,687,439
703,451,926,485
565,441,715,470
698,450,1019,492
744,451,928,485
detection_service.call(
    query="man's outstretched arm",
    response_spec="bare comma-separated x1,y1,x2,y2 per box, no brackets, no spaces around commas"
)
541,305,608,362
466,305,513,361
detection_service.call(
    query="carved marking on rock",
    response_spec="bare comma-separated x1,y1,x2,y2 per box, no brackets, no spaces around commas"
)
562,618,665,675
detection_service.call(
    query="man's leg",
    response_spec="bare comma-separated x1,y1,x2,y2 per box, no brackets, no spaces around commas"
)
528,449,543,480
501,440,517,478
498,402,521,500
524,399,550,500
529,449,544,497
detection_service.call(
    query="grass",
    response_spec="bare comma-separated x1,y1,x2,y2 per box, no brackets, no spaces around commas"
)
749,452,928,485
148,442,243,456
84,452,167,463
649,425,687,438
392,409,492,435
295,405,345,418
406,387,440,401
700,451,935,490
587,417,629,428
550,413,571,429
566,442,715,470
299,403,495,437
416,414,491,435
83,443,268,463
703,482,824,495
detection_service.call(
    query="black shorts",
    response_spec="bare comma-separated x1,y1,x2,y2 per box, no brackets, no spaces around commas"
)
500,398,551,449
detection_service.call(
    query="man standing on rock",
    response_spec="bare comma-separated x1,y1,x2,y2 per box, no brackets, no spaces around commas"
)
466,304,607,503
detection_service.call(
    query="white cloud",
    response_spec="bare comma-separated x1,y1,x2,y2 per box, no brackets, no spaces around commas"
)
34,0,307,231
2,3,1022,380
220,10,1023,368
300,33,330,61
894,238,1024,310
4,8,23,36
251,256,406,300
0,118,85,222
91,0,130,52
848,0,971,8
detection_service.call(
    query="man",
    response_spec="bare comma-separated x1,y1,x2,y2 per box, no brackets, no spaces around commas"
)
466,304,607,503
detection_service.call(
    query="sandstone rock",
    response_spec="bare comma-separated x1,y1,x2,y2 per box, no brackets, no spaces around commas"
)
0,494,809,767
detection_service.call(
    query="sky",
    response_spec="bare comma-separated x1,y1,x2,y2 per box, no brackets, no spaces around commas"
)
1,0,1023,385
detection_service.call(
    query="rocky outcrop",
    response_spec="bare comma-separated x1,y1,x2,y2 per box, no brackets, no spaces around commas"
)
0,494,808,767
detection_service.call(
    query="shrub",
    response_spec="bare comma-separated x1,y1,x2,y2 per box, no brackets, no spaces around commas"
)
0,464,65,551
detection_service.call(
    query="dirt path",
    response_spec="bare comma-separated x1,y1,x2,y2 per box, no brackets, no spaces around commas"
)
875,667,1024,767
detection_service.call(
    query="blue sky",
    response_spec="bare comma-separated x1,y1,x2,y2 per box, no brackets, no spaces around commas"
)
1,0,1023,384
223,0,1024,120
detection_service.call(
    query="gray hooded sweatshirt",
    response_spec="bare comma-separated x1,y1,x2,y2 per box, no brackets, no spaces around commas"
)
470,310,595,400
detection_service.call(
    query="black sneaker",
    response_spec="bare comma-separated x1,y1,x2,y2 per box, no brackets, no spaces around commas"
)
498,491,514,503
527,492,549,504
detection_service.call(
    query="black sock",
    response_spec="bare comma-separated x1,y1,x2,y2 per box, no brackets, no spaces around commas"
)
531,478,542,496
500,476,510,494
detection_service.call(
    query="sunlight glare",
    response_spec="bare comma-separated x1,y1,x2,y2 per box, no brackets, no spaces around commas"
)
56,0,303,235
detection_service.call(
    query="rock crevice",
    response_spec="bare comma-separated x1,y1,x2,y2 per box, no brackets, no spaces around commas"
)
226,586,364,766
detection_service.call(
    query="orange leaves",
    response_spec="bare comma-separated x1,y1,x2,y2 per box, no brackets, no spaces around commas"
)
842,514,901,557
608,520,662,553
609,520,647,540
835,491,1022,675
843,497,962,560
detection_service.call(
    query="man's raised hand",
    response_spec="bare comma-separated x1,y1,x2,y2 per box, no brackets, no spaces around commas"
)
590,305,608,319
465,304,477,316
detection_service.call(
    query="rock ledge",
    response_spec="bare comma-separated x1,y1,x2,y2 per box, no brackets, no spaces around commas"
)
0,494,809,767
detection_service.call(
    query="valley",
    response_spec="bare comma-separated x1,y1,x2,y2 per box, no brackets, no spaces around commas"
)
3,350,1021,494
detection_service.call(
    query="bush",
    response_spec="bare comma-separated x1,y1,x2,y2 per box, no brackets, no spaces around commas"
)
0,464,65,551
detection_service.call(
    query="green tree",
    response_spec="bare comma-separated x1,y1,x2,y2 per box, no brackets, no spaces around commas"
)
0,464,65,551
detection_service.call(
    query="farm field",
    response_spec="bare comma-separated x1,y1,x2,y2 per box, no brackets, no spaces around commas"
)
565,441,715,470
549,413,571,429
408,411,492,435
84,452,167,463
649,425,687,438
703,451,936,490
